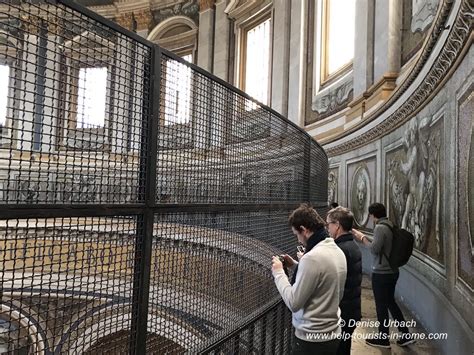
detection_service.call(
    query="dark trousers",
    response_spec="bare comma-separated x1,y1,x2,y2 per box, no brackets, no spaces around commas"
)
293,336,340,355
336,324,356,355
372,272,410,336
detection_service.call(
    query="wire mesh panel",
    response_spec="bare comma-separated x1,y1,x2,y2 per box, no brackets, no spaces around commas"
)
157,53,318,205
148,210,297,354
0,0,328,354
0,216,140,353
0,0,151,204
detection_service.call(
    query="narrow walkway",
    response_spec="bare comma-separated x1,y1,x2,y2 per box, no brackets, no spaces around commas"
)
351,276,441,354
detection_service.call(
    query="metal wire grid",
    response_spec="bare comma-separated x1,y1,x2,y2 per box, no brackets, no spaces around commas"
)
148,210,311,354
0,0,329,354
310,139,329,203
202,301,294,355
157,54,313,206
0,216,140,354
0,1,151,204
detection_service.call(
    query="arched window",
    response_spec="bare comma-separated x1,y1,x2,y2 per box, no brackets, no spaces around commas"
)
148,17,197,127
321,0,355,82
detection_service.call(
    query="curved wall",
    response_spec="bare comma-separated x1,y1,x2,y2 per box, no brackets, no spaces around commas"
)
323,2,473,354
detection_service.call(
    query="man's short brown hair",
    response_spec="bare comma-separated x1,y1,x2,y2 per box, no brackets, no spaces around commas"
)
288,203,326,232
327,206,354,232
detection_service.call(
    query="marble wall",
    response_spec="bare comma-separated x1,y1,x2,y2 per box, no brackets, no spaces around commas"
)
327,45,474,353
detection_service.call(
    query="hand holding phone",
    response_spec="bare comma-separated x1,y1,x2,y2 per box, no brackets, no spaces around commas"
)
296,245,305,261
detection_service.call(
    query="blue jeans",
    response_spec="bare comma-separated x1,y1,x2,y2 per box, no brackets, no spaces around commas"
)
371,272,410,336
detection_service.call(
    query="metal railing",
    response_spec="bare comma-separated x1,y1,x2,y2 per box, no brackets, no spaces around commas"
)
0,0,328,353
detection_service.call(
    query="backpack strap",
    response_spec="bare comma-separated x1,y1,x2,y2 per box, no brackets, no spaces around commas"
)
377,220,394,270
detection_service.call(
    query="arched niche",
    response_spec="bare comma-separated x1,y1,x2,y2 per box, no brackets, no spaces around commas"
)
147,16,197,58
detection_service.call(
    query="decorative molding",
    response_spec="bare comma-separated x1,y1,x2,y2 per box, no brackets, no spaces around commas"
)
115,12,134,30
200,0,215,12
147,15,198,41
326,0,472,156
411,0,440,32
134,9,153,31
224,0,271,21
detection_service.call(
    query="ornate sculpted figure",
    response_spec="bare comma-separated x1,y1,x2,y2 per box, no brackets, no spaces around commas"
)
328,170,338,205
351,166,370,226
18,180,39,202
388,116,441,253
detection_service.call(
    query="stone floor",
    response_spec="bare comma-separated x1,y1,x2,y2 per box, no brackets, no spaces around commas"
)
351,276,442,354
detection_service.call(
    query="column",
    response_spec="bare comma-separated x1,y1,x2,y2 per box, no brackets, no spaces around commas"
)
213,0,230,81
197,0,215,72
271,0,291,117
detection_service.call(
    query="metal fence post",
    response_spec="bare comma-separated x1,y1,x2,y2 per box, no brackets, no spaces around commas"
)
129,44,161,354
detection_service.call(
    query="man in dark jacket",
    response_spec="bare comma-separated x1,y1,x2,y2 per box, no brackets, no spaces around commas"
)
352,203,415,348
326,206,362,355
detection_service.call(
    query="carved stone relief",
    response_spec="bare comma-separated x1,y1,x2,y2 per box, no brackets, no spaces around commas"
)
411,0,440,33
10,173,138,204
152,0,199,27
310,77,354,124
351,165,371,227
346,158,375,229
457,84,473,289
328,168,338,206
386,115,444,264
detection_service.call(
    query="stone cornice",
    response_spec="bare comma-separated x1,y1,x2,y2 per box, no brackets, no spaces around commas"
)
224,0,271,21
325,0,473,157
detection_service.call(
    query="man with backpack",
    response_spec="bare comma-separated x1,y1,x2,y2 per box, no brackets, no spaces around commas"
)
352,202,416,348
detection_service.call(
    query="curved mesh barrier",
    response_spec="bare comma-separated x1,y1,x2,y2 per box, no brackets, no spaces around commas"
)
0,1,328,353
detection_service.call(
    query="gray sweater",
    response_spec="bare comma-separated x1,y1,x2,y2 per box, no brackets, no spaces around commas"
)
370,217,398,274
273,238,347,342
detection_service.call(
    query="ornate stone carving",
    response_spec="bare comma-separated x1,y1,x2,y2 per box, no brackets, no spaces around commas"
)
411,0,440,32
152,0,199,25
386,115,443,262
11,173,138,204
327,0,471,157
312,78,354,118
351,165,370,227
134,9,153,31
200,0,215,12
328,169,338,205
115,12,134,30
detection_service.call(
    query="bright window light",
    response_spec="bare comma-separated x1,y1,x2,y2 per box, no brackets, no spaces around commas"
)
164,54,192,126
77,67,107,128
244,18,271,105
0,64,10,126
326,0,355,75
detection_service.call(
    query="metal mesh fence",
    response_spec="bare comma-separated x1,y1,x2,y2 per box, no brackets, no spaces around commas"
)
0,0,328,353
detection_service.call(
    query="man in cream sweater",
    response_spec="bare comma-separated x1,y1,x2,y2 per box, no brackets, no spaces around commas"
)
272,204,347,354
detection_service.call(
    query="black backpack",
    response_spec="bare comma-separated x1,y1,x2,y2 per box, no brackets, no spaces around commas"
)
378,221,414,270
